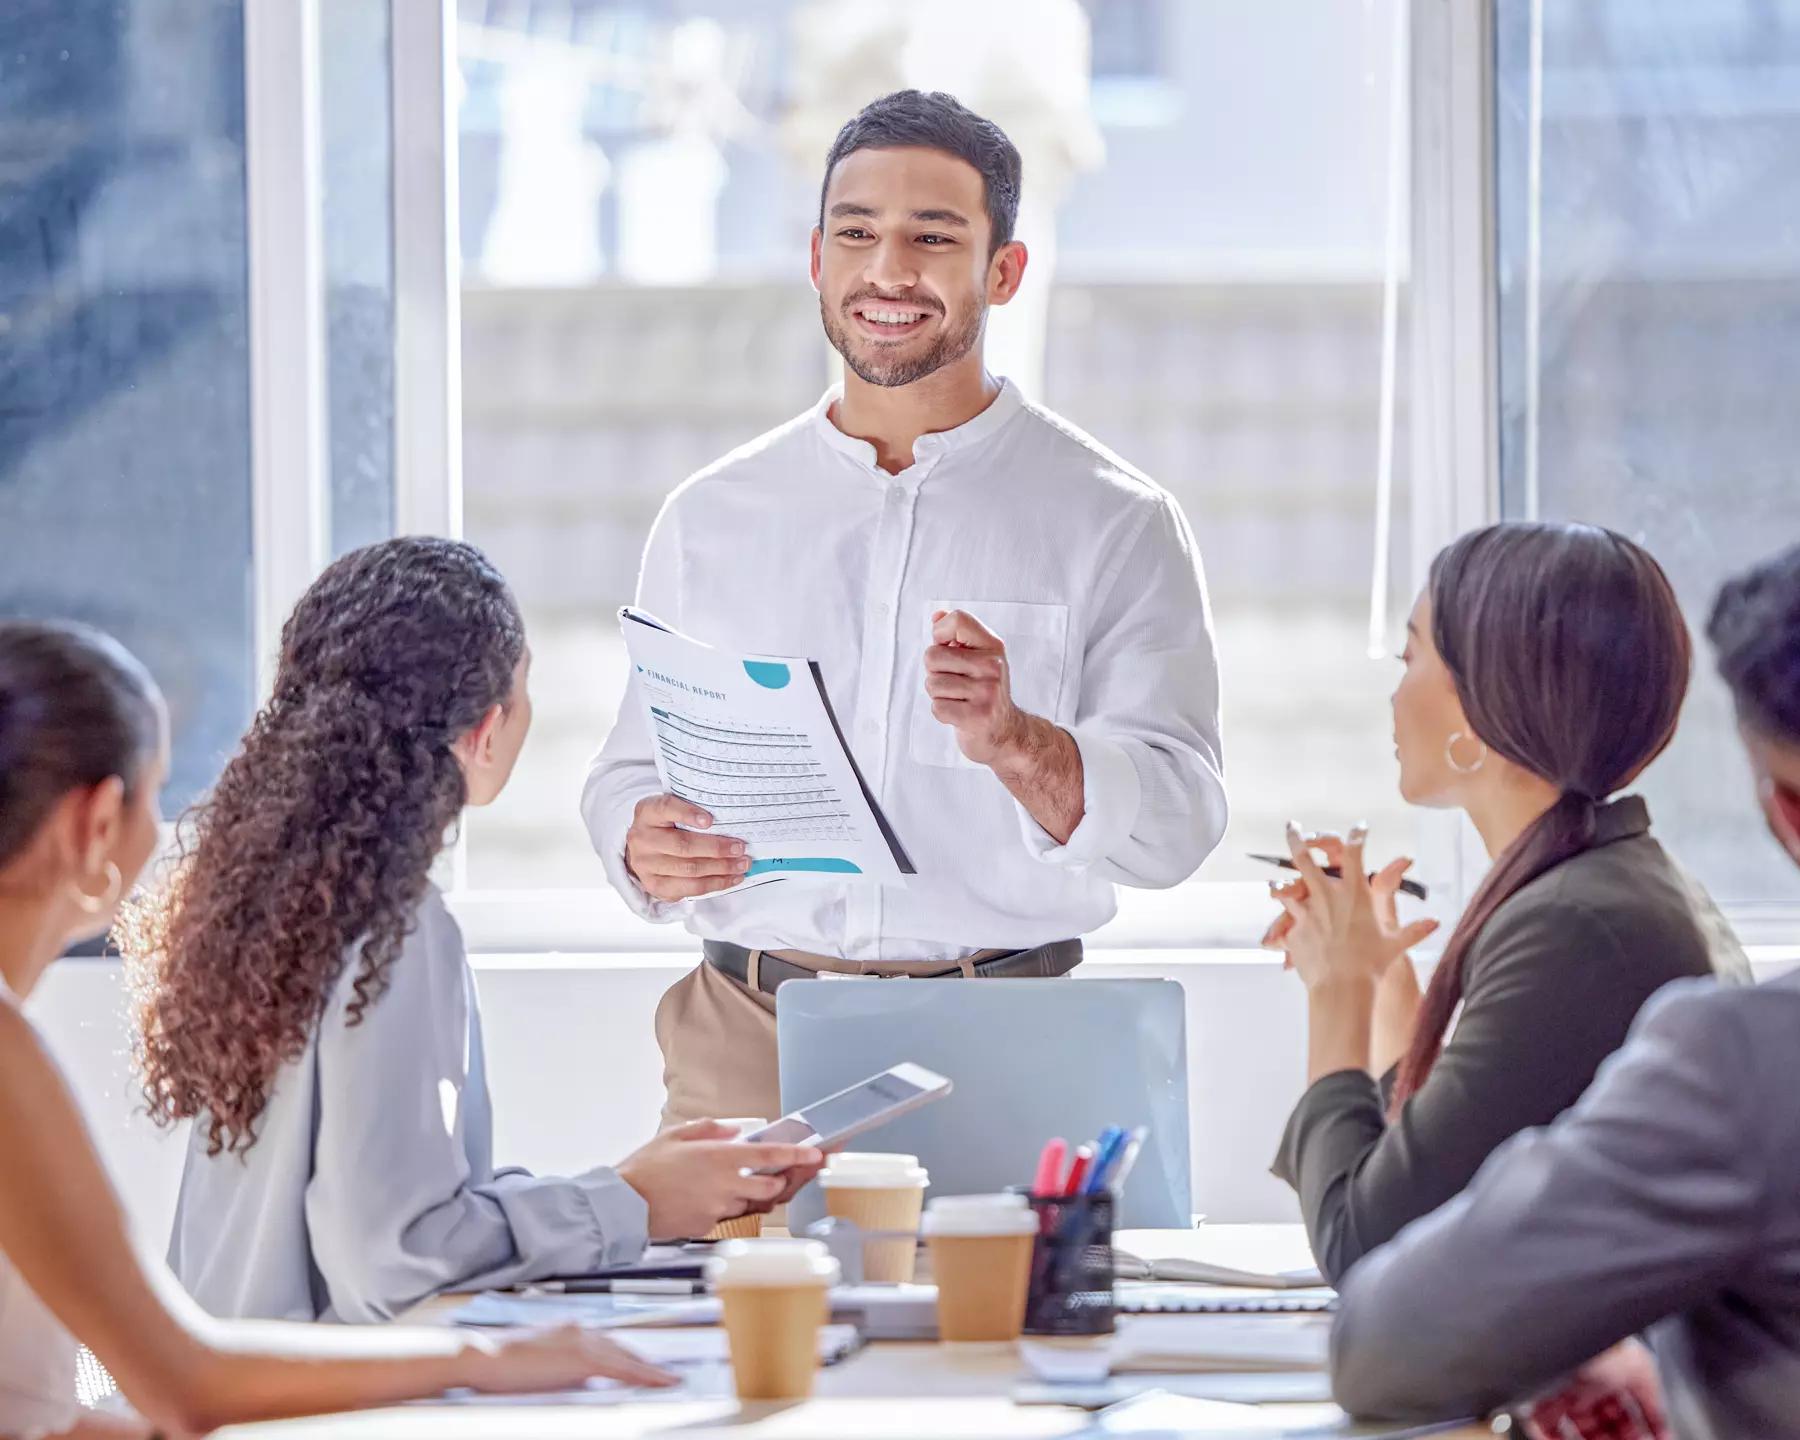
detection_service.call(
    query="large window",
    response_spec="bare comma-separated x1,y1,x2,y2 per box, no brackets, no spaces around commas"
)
13,1,1790,955
1,0,400,814
0,0,257,812
1494,0,1800,914
453,0,1421,945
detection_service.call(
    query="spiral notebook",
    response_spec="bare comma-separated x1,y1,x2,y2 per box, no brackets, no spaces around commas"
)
1116,1284,1337,1316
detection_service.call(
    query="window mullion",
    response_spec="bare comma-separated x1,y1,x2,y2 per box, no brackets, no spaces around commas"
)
246,0,330,692
392,0,462,541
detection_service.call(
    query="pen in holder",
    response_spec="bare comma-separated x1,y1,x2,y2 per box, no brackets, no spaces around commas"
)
1022,1190,1116,1336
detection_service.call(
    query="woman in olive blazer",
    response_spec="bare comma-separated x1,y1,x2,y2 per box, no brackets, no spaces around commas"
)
1264,522,1748,1286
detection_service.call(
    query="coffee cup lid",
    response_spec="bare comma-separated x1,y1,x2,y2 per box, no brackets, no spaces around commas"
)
920,1192,1038,1237
705,1237,841,1288
818,1151,929,1189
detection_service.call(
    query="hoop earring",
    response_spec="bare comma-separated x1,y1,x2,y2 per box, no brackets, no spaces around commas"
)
1445,731,1488,776
71,861,123,916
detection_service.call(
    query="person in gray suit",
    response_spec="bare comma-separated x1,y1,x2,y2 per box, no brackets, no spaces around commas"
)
1328,539,1800,1440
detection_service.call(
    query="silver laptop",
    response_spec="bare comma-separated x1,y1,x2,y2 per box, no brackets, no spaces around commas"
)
779,978,1191,1230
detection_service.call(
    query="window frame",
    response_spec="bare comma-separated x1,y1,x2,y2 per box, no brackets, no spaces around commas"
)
245,0,330,688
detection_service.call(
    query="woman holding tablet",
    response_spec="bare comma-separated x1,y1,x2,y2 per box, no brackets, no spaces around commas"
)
125,539,822,1324
1264,521,1748,1285
0,619,678,1439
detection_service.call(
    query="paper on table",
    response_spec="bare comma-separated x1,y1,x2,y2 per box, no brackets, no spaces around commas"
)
1013,1372,1336,1409
1071,1389,1471,1438
621,1324,861,1367
621,608,913,888
1111,1316,1332,1373
1023,1316,1331,1380
449,1290,723,1329
1074,1389,1329,1434
421,1324,862,1407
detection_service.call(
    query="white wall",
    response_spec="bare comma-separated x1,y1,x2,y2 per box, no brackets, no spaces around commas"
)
32,950,1798,1250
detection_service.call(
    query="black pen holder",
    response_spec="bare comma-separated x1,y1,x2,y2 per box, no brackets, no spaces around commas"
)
1022,1190,1116,1336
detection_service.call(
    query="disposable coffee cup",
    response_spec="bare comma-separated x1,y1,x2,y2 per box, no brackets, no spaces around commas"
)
706,1118,770,1241
706,1238,841,1401
818,1152,929,1283
922,1193,1037,1342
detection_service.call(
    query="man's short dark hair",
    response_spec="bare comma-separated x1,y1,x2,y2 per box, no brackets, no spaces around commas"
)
818,89,1023,253
1710,541,1800,745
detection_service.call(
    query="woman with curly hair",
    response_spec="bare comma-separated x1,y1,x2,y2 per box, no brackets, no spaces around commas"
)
0,619,677,1440
126,538,821,1324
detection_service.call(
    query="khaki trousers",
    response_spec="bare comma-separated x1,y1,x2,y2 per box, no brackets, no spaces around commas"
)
654,960,781,1130
653,947,1031,1130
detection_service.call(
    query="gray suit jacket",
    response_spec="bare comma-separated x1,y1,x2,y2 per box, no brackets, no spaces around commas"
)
1272,796,1748,1284
1331,967,1800,1440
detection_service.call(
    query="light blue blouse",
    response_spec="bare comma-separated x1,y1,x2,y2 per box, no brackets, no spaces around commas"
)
168,886,648,1321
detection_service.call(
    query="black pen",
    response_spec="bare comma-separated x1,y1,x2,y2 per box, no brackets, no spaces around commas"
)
532,1278,708,1295
1247,853,1429,901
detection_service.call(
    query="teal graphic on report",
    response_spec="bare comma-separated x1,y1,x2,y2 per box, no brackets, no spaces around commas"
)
746,858,863,878
620,606,913,887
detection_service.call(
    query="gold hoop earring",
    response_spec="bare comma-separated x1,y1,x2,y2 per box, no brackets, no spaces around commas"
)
1445,731,1488,776
71,861,123,916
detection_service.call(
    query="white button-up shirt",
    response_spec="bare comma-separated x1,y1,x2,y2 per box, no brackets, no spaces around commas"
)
582,379,1227,962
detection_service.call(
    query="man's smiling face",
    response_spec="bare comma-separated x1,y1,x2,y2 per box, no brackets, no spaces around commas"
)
812,146,1007,388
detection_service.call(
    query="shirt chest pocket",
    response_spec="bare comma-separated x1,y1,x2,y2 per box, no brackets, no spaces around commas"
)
908,599,1072,771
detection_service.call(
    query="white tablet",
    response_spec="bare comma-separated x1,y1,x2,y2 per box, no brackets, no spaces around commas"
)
744,1062,952,1160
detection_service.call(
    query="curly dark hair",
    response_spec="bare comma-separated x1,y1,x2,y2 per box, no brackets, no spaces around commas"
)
123,537,524,1155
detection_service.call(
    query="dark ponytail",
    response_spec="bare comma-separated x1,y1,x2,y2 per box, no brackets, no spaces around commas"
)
0,621,161,871
1390,523,1691,1110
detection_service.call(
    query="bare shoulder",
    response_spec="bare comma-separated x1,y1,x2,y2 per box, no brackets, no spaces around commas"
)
0,987,42,1053
0,988,82,1113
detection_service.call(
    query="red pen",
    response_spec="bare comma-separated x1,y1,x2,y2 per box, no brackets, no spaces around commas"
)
1061,1144,1095,1197
1032,1138,1068,1198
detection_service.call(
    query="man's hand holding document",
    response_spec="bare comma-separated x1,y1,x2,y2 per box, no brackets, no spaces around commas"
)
620,608,913,897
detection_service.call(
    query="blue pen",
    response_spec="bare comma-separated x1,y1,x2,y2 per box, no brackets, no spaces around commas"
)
1107,1126,1150,1196
1082,1125,1128,1195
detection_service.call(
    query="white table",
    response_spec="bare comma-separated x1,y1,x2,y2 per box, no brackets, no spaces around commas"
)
212,1227,1494,1439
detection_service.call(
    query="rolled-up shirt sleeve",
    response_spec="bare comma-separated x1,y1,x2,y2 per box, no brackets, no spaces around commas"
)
305,906,649,1322
1018,492,1227,888
1330,977,1762,1423
581,496,685,924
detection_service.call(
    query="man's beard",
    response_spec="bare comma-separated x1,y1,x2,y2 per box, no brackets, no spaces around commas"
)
820,295,985,388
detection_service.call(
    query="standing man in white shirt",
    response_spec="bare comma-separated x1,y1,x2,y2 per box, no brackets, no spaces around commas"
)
583,89,1227,1127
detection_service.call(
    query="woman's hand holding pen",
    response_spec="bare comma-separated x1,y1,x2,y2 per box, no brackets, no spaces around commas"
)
1266,824,1439,1085
1262,826,1437,989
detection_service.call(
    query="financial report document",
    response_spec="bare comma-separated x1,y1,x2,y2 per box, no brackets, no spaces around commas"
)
621,608,914,889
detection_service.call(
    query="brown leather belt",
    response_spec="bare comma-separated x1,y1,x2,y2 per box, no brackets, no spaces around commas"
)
703,938,1084,997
